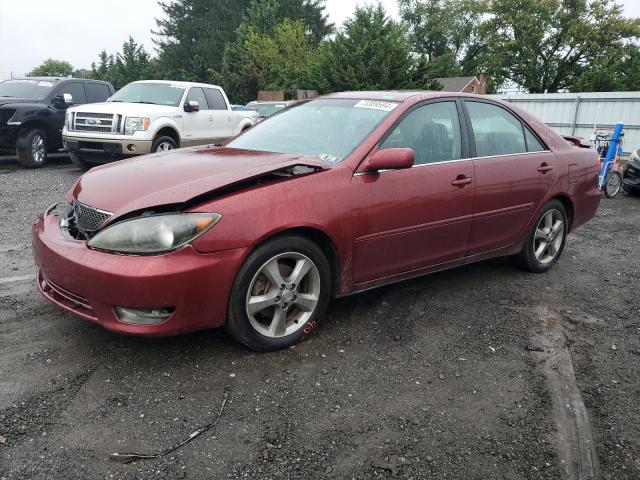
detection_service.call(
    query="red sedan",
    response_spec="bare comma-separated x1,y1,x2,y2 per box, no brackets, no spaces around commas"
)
32,92,600,350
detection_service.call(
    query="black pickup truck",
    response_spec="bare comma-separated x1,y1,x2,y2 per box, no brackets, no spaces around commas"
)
0,77,114,168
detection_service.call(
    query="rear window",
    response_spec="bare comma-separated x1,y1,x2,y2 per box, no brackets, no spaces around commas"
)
86,83,111,103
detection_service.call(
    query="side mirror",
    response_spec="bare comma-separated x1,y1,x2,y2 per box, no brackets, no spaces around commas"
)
364,148,415,172
184,100,200,112
53,93,74,108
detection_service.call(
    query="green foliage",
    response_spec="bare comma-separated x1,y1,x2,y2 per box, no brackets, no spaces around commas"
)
323,4,417,91
399,0,487,80
570,43,640,92
28,59,74,77
479,0,640,93
154,0,253,82
112,37,153,89
217,0,331,102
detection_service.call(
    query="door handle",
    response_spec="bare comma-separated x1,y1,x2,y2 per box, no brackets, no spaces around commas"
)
451,176,473,187
538,163,554,173
209,115,214,121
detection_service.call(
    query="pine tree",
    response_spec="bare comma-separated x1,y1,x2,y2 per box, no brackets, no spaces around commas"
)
154,0,253,82
323,4,416,91
113,37,151,88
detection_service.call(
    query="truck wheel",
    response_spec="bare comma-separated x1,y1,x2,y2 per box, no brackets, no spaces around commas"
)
69,152,93,171
16,128,47,168
151,136,177,153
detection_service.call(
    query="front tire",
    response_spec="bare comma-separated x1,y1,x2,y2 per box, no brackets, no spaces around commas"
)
226,235,332,351
16,128,47,168
512,200,568,273
151,136,178,153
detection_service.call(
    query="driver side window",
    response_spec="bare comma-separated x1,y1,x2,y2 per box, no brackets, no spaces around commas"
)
381,101,462,165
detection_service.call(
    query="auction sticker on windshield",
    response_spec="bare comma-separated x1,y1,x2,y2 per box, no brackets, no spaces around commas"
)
353,100,398,112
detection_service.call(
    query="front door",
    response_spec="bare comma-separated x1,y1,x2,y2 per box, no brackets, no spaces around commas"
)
463,100,558,256
351,100,475,285
182,87,211,145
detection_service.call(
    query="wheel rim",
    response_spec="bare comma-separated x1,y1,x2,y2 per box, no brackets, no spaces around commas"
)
157,142,174,152
32,134,45,163
533,209,565,265
246,252,321,338
606,172,621,197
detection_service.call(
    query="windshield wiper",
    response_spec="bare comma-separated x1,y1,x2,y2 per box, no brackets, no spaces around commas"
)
0,95,16,98
129,101,157,105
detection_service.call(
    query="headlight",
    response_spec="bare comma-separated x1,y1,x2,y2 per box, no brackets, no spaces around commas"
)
124,117,150,135
87,213,221,254
65,111,72,130
630,149,640,165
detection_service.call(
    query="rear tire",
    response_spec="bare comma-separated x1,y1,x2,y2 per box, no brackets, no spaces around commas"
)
16,128,47,168
151,136,178,153
226,235,331,351
511,200,568,273
69,151,94,171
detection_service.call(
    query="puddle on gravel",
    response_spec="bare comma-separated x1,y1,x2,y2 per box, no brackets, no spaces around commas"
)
530,307,599,480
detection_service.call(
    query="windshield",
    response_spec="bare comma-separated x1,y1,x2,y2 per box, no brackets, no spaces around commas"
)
245,103,285,118
0,79,56,99
227,98,398,163
108,82,185,107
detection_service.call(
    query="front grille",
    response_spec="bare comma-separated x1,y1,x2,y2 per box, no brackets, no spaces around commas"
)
72,200,112,232
72,112,120,133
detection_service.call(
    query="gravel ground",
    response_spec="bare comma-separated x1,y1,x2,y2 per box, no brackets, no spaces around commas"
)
0,158,638,480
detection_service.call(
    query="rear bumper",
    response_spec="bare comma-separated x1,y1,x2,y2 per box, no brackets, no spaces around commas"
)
32,209,246,336
63,134,152,158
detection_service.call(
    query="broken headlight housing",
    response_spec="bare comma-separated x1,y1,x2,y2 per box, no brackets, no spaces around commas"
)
87,213,221,254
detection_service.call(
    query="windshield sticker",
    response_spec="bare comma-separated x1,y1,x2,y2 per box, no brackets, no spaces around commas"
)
353,100,398,112
318,153,339,163
37,81,54,87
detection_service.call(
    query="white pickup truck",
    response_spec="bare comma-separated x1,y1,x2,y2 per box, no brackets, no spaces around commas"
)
62,80,257,168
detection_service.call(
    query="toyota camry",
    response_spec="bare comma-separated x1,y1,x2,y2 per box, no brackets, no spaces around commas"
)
32,91,601,351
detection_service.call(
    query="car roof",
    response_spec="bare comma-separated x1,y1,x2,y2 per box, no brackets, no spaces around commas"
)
129,80,222,89
5,77,110,84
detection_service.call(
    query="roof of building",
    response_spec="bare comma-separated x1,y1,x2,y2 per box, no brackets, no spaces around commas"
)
434,76,478,92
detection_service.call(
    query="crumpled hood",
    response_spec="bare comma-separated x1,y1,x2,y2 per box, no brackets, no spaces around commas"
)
71,147,329,218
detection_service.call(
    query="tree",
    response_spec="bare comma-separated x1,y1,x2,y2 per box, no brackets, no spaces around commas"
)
217,0,331,102
154,0,253,82
91,50,114,82
323,4,417,91
399,0,487,80
479,0,640,93
112,36,152,88
28,59,74,77
570,43,640,92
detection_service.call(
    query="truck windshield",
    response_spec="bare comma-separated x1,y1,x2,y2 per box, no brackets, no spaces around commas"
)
0,79,56,99
226,98,398,163
108,82,185,107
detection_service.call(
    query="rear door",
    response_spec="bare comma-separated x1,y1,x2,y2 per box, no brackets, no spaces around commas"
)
204,87,233,140
463,100,557,256
182,87,211,144
351,99,475,284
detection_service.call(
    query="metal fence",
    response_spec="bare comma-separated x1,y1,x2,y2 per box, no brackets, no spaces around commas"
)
489,91,640,154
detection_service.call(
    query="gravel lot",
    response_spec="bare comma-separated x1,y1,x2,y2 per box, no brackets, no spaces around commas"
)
1,156,639,480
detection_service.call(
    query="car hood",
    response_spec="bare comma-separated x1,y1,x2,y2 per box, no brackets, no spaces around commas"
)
68,101,177,117
71,147,330,218
0,98,37,107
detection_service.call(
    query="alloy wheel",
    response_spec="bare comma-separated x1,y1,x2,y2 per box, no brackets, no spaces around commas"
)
157,142,174,152
246,252,321,338
32,134,45,163
533,209,565,264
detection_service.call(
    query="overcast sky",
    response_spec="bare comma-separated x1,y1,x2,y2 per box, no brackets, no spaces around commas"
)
1,0,639,77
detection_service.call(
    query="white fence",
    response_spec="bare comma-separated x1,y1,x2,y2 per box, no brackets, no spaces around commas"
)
490,91,640,154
